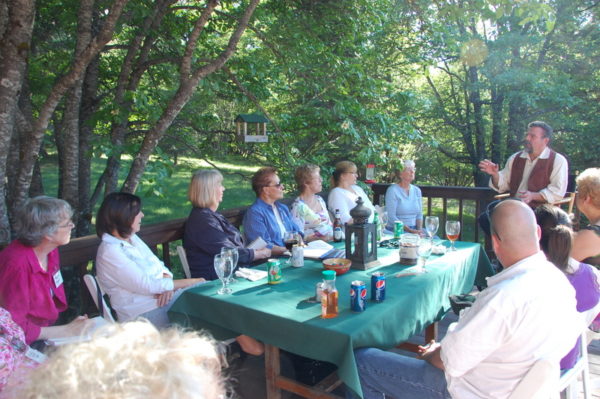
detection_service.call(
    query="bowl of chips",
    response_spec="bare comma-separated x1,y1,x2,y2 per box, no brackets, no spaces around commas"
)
322,258,352,275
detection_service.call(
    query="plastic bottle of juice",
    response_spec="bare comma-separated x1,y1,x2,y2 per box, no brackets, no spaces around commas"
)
321,270,339,318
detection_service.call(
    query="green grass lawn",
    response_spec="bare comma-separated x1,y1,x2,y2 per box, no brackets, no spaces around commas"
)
40,154,261,226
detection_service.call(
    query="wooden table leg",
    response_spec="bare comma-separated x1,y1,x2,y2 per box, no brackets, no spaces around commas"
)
265,344,282,399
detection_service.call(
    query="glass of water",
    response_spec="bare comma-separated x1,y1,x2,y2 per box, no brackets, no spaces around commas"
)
425,216,439,240
214,254,233,294
417,237,433,273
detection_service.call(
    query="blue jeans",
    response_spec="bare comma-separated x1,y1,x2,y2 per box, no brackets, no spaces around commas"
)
352,348,451,399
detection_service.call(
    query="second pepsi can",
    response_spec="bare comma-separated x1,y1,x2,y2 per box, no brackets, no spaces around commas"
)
350,280,367,312
371,272,386,302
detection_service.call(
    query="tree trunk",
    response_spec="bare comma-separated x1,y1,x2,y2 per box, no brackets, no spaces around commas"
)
0,0,35,245
104,0,177,195
10,0,129,218
122,0,260,192
56,0,95,224
77,55,100,236
490,86,504,165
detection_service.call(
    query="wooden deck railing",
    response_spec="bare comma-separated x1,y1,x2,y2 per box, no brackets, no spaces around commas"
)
371,184,497,248
59,205,250,271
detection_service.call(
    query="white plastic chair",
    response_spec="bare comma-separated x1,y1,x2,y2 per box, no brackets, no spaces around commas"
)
557,330,591,399
177,245,192,279
508,357,559,399
83,274,116,323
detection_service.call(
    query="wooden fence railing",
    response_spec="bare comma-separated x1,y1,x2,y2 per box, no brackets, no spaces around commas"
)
371,183,497,247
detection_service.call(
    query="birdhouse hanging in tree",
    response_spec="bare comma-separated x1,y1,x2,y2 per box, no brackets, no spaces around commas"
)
235,113,269,143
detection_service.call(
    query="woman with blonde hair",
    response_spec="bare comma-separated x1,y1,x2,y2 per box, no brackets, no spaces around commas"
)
327,161,375,224
184,170,268,356
385,160,423,234
6,320,226,399
572,167,600,267
184,169,271,280
290,164,332,241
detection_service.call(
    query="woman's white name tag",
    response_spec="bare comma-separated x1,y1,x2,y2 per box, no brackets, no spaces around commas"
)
53,270,63,288
25,347,47,363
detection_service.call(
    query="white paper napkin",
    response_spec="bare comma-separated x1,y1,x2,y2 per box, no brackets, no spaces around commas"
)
235,267,268,282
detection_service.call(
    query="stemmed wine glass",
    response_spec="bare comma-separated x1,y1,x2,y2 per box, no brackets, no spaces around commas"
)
213,254,233,294
417,237,433,273
445,221,461,252
221,247,239,283
425,216,439,241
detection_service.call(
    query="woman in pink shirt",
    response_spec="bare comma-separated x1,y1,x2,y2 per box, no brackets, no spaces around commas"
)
0,197,93,345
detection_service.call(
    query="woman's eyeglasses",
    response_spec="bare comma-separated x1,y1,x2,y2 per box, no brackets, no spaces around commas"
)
59,220,75,229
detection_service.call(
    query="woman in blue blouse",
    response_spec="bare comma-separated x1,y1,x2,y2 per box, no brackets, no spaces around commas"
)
183,170,271,280
385,160,423,234
243,167,303,256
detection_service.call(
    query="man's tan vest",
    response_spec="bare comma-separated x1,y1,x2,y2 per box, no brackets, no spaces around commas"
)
509,150,556,207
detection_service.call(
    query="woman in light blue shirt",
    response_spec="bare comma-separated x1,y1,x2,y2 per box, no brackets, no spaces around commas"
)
385,160,423,234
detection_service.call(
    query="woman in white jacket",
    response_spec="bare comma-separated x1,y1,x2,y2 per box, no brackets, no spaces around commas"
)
95,192,203,327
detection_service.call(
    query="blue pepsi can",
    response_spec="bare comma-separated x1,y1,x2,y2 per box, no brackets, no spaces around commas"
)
371,272,386,302
350,280,367,312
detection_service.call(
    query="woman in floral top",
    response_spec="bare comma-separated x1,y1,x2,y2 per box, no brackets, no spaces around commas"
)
0,307,40,393
291,165,333,242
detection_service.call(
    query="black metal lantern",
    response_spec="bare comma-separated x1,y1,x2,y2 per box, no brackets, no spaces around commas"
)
345,197,379,270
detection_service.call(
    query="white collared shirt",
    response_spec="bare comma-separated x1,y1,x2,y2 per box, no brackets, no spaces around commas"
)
327,185,376,224
491,147,568,203
96,233,174,321
441,252,583,399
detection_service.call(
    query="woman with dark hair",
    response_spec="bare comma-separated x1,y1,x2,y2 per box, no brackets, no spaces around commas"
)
0,196,94,344
534,204,600,369
242,167,303,256
95,193,204,328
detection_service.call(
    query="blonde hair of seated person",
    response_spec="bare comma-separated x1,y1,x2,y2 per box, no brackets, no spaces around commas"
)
9,320,226,399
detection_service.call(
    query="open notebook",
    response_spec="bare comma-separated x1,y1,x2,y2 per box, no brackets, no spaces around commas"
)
304,240,345,260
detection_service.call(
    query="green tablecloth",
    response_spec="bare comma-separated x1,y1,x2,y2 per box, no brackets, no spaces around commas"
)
169,241,493,398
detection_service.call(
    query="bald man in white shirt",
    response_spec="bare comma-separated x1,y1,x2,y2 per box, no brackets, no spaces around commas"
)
353,200,583,399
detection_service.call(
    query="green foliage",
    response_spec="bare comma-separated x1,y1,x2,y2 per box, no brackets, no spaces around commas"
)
24,0,600,214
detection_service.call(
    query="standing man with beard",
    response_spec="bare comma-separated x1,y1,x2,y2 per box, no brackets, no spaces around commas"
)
479,121,568,208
